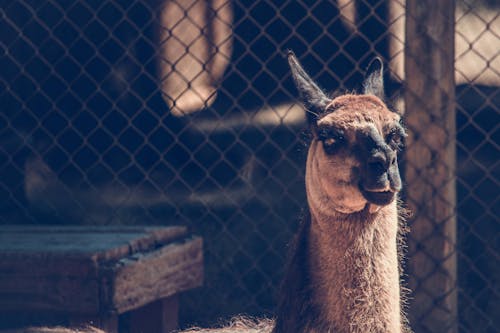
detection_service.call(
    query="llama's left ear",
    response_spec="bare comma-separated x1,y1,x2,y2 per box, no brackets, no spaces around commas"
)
363,57,385,100
287,51,330,125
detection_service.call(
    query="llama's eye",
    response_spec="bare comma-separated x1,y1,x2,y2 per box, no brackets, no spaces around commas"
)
324,137,336,146
317,127,346,154
386,130,404,150
321,135,345,154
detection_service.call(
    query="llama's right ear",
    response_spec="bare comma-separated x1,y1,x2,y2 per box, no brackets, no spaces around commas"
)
287,51,330,125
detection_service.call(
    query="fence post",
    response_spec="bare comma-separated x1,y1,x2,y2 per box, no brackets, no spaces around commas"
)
404,1,457,332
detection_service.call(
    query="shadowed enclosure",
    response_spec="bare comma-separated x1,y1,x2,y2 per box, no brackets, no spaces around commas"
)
0,0,498,332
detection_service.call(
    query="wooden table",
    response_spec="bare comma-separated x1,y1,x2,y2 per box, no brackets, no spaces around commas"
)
0,226,203,333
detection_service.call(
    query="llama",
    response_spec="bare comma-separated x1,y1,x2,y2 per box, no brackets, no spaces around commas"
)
13,53,410,333
182,53,410,333
271,52,410,333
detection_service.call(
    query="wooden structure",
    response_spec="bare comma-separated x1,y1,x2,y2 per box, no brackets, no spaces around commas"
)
405,0,457,332
0,226,203,333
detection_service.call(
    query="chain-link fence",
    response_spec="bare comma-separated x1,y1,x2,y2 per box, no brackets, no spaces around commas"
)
454,1,499,332
0,0,498,332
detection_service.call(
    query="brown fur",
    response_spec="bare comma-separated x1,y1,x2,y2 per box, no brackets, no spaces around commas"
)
306,95,400,215
271,93,409,333
180,317,274,333
307,201,402,332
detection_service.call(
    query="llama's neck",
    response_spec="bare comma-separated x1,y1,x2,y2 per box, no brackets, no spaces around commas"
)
274,203,403,333
309,204,402,333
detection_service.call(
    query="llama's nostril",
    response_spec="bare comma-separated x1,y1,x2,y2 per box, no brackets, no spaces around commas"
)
368,160,386,174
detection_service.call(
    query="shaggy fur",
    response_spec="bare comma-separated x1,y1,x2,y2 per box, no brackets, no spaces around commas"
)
181,317,274,333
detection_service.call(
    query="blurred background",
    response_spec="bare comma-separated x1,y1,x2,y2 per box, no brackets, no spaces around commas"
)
0,0,498,332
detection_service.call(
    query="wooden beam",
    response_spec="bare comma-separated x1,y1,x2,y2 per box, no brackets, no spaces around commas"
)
405,1,457,332
107,237,203,314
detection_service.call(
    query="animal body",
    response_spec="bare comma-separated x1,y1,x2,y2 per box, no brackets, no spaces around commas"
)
12,53,410,333
181,53,410,333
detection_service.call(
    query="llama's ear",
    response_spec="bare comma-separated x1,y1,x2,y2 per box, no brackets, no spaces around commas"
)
363,57,385,100
287,51,330,125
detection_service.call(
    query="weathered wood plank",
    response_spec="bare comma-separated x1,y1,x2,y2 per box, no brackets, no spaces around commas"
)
0,275,99,313
405,1,457,332
107,237,203,314
0,226,187,262
0,255,100,313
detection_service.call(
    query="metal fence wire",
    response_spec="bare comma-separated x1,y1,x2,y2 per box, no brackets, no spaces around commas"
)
0,0,498,332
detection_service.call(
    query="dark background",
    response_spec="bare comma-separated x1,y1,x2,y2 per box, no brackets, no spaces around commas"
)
0,0,498,331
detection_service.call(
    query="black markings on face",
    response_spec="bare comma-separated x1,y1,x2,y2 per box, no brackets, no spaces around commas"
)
316,125,346,155
355,124,406,157
355,126,386,158
384,124,406,151
316,122,406,160
351,123,404,195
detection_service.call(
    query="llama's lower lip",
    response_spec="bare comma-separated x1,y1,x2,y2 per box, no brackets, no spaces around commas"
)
360,188,396,206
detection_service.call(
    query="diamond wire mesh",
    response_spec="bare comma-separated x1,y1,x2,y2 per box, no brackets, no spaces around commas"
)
0,0,498,332
454,1,499,332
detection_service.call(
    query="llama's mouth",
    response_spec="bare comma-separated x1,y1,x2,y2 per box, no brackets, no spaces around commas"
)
360,187,396,206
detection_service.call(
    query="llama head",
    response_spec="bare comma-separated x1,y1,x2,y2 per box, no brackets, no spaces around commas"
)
288,52,405,215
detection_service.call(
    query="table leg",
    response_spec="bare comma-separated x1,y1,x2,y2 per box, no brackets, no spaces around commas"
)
121,295,179,333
